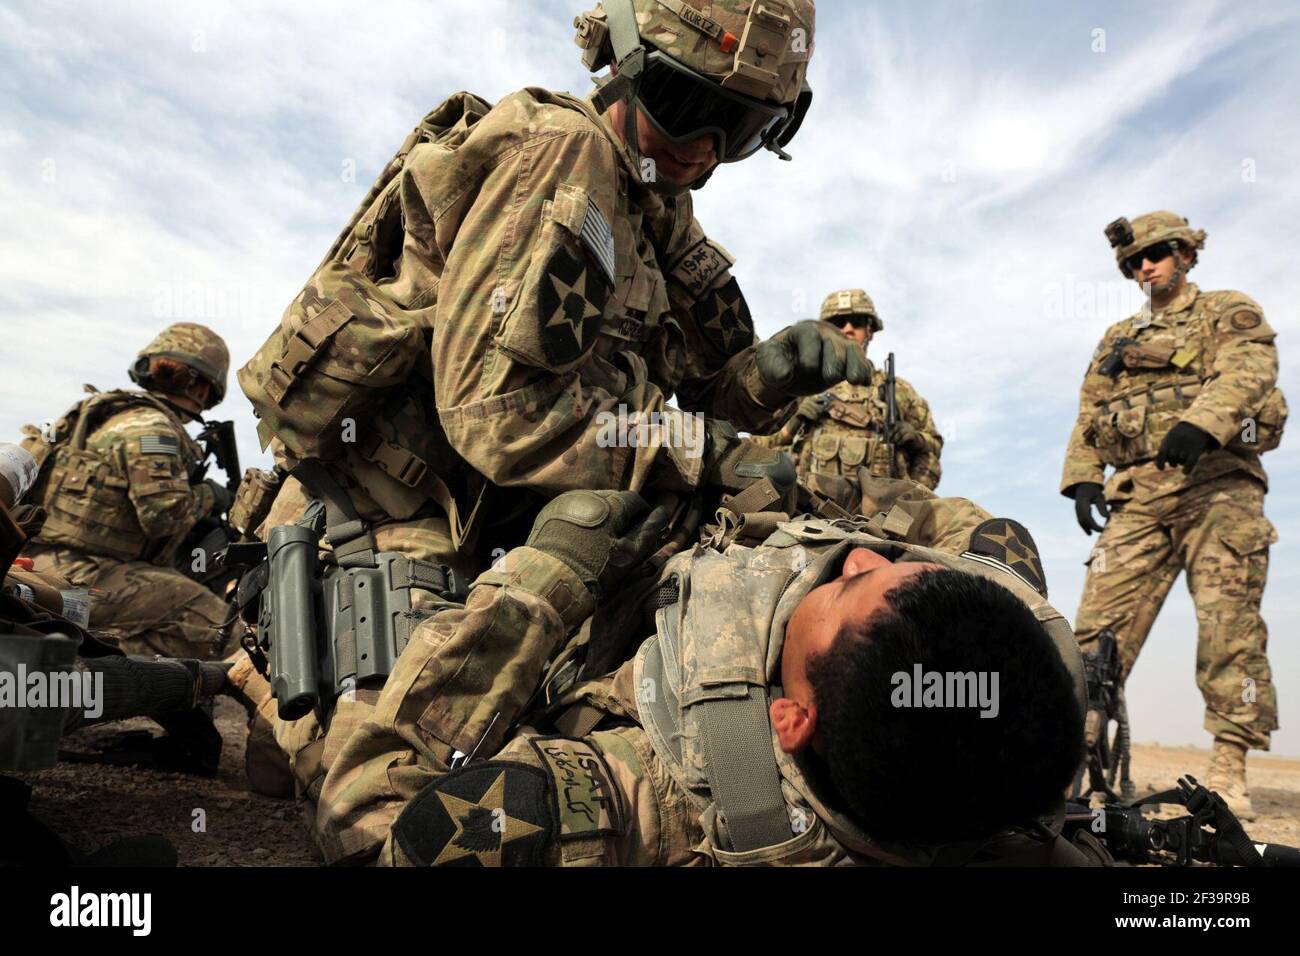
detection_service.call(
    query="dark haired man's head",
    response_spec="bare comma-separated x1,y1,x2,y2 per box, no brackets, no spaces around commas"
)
772,548,1083,847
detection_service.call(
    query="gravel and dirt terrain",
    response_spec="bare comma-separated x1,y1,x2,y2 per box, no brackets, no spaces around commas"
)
17,705,1300,865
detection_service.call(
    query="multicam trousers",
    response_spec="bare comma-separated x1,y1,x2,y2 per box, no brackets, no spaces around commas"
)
1074,466,1277,749
25,541,234,660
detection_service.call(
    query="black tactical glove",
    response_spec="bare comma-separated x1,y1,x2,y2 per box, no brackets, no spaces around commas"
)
204,479,234,516
1072,482,1109,535
888,420,923,451
703,419,796,497
1155,422,1218,474
796,393,833,422
755,320,872,397
525,491,670,601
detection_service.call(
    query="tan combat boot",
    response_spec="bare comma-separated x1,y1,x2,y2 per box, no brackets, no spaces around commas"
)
1207,739,1256,821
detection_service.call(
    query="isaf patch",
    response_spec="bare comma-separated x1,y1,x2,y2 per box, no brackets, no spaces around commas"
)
138,434,180,456
391,761,555,867
529,736,625,840
669,237,735,298
693,277,754,358
538,244,609,366
966,517,1047,595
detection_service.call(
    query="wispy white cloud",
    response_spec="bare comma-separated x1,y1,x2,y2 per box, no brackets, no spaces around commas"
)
2,0,1297,752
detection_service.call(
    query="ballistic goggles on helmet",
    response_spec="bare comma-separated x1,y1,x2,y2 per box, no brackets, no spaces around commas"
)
634,48,797,162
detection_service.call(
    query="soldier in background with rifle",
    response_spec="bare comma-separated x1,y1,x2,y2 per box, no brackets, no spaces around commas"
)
2,440,233,864
17,323,239,660
757,289,943,510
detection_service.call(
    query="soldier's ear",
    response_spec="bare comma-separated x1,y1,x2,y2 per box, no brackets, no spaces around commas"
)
770,696,817,753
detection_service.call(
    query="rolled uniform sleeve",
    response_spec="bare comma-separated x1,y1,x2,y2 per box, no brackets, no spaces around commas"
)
1180,293,1279,447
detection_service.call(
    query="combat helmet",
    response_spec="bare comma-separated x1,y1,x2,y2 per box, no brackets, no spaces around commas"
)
1104,211,1207,279
128,322,230,408
574,0,815,180
820,288,882,332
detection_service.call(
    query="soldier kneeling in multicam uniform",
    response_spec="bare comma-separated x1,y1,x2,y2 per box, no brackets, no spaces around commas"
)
18,323,238,660
758,290,943,508
288,480,1092,866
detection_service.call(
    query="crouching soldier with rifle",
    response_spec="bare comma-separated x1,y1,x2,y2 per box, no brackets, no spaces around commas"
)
2,444,232,864
18,323,240,660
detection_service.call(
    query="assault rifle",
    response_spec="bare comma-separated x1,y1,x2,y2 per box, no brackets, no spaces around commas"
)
191,419,241,493
1072,628,1135,801
884,352,898,478
1064,776,1300,867
181,419,242,593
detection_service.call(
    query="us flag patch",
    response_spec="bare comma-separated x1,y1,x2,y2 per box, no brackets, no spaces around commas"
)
139,434,180,456
580,197,616,288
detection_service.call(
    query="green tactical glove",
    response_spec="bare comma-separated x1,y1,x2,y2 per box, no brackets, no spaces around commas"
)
203,479,234,516
525,491,670,601
887,421,923,451
704,419,796,496
755,320,873,397
796,393,834,422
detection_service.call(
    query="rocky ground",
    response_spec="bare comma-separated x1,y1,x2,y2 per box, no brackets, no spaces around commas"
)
20,697,320,866
17,706,1300,865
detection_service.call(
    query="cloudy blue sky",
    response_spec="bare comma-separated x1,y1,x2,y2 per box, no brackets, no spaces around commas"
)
2,1,1297,754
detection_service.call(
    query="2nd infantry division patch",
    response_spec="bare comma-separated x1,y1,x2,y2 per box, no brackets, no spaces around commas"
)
693,277,754,358
538,243,610,366
391,762,555,867
966,517,1048,596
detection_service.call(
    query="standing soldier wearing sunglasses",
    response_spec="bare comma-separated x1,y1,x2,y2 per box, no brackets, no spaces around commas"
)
1062,211,1287,819
757,289,943,509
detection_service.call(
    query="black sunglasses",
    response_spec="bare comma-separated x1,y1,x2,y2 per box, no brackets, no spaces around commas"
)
633,50,792,163
1123,241,1177,274
825,314,877,331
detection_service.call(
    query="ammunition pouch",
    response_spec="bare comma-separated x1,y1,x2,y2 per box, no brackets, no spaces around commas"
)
1090,376,1203,466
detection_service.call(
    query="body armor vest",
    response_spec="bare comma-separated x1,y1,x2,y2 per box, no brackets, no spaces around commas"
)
25,390,199,563
1089,293,1286,467
798,381,901,482
632,515,1086,865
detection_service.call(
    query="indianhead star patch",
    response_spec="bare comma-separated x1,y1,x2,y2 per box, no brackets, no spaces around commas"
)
967,517,1048,595
391,762,555,867
538,243,608,366
693,277,753,358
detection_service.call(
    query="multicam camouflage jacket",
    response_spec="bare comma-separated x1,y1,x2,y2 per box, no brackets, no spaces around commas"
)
239,88,796,551
760,376,942,491
21,390,215,565
1061,283,1285,500
313,479,1069,866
